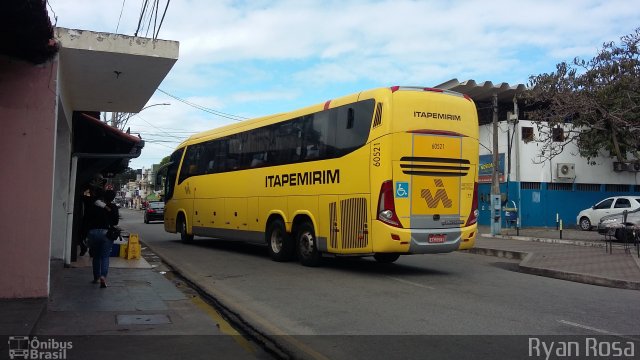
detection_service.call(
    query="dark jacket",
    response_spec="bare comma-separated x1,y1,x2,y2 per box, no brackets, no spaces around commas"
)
84,198,119,230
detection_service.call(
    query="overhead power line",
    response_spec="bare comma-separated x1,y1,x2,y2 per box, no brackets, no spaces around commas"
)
115,0,126,33
134,0,170,40
157,88,248,122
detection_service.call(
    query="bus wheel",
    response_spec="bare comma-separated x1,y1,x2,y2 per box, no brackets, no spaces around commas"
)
296,222,322,267
373,253,400,263
178,216,194,244
266,219,294,262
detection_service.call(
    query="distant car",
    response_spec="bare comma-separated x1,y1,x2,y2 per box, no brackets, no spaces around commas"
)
576,196,640,231
597,207,640,241
144,201,165,223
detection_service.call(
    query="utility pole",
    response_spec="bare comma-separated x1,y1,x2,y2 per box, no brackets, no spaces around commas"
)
491,93,502,235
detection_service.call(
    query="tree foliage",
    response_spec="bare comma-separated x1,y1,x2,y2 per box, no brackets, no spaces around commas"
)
522,27,640,165
110,168,138,187
159,155,170,167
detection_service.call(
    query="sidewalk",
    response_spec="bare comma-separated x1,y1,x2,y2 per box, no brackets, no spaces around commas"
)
0,255,263,360
474,225,640,290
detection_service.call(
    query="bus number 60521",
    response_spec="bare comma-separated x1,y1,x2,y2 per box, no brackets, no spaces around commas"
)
373,143,381,167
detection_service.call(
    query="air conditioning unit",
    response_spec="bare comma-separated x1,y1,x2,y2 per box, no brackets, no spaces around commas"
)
557,163,575,179
613,162,627,172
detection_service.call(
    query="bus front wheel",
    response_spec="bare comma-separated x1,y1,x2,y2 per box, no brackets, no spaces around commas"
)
178,216,194,244
373,253,400,263
296,222,322,267
266,219,294,262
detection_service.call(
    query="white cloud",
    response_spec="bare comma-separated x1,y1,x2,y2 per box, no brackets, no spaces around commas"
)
48,0,640,168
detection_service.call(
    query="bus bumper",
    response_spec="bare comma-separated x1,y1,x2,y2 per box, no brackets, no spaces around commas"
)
407,228,461,254
372,222,469,254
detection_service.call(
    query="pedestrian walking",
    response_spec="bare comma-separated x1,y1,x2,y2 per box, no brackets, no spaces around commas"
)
85,176,119,288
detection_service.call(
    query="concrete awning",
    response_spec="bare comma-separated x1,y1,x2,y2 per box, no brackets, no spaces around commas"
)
55,28,179,113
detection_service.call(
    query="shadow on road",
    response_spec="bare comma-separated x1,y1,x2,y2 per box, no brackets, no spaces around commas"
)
173,237,453,276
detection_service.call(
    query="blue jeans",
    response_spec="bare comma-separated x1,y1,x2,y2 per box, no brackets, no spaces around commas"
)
88,229,113,279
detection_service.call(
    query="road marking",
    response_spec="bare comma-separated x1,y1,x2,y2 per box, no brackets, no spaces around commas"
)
386,276,435,290
559,320,639,341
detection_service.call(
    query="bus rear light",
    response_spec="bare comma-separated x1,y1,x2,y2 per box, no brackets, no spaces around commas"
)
377,180,403,228
465,182,479,226
423,87,443,93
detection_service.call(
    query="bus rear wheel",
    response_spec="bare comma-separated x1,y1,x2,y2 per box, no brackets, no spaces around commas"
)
178,216,194,244
266,219,294,262
296,222,322,267
373,253,400,263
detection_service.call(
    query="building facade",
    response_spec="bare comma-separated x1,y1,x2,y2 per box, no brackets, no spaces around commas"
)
477,119,639,228
0,1,179,299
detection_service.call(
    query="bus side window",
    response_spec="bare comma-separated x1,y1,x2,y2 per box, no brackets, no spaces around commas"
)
334,99,374,156
165,147,184,201
306,111,330,160
179,145,201,183
250,152,266,167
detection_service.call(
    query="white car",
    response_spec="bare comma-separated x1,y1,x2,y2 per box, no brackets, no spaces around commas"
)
577,196,640,230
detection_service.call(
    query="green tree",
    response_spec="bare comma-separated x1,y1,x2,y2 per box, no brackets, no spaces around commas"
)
159,155,170,167
111,168,138,190
522,27,640,166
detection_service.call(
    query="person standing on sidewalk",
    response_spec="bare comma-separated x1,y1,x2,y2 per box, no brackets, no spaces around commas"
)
85,176,119,288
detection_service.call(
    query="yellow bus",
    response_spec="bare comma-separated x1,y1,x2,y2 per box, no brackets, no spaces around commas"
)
161,86,479,266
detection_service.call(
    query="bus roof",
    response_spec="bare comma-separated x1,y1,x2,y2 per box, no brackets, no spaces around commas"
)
176,86,470,148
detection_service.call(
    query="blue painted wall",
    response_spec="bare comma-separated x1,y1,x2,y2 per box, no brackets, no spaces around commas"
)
477,182,638,228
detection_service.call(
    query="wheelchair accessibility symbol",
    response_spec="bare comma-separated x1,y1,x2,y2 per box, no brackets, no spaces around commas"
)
395,182,409,198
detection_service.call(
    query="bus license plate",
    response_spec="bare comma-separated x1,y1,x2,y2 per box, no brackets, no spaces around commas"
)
428,234,446,243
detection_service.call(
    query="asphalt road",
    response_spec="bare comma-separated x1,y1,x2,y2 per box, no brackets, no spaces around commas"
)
121,209,640,359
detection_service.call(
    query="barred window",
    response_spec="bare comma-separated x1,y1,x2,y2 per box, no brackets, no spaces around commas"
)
547,182,572,191
575,183,600,192
520,182,541,190
605,184,630,192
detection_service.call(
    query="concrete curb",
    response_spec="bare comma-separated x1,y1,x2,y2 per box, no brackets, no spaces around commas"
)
464,247,527,260
466,243,640,290
481,233,607,248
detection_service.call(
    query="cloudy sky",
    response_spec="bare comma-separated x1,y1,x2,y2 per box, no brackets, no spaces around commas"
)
47,0,640,169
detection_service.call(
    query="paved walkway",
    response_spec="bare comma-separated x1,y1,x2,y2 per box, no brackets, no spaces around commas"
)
474,225,640,289
0,257,263,360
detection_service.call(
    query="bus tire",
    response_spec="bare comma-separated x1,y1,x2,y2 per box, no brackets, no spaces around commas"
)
373,253,400,263
266,219,294,262
296,222,322,267
178,215,194,244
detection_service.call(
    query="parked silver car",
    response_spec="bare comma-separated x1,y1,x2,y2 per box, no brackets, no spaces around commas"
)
597,207,640,241
577,196,640,231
